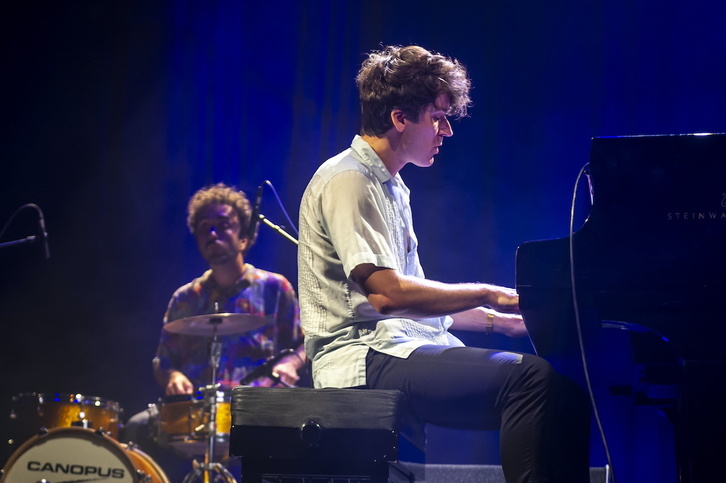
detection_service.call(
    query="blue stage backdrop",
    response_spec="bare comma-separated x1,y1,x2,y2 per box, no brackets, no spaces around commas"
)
1,1,724,481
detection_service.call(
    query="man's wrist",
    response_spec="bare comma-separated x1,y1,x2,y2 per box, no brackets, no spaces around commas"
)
485,312,495,334
480,284,500,308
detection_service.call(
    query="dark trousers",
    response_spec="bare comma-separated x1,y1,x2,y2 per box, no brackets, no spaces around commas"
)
365,346,590,483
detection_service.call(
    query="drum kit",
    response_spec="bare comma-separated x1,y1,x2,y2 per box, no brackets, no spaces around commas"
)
1,313,268,483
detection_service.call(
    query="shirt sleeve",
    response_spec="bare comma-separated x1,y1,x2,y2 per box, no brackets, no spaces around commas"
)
274,274,302,350
320,169,398,278
154,289,199,372
152,294,179,371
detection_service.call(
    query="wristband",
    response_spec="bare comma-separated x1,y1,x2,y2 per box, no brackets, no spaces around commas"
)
485,313,494,334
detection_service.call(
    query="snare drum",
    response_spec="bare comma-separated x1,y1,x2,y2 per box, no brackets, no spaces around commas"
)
8,393,122,450
0,427,169,483
155,390,230,458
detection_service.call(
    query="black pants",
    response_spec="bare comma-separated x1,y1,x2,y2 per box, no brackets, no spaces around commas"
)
365,346,590,483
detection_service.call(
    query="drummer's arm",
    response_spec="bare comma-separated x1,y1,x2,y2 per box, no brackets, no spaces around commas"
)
156,304,196,395
153,359,194,395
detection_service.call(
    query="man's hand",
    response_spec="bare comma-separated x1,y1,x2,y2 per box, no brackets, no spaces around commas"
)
487,284,520,314
165,371,195,395
495,312,528,337
248,358,302,387
270,360,301,386
450,306,528,337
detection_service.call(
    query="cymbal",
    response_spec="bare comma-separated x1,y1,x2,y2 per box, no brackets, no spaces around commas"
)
163,313,266,336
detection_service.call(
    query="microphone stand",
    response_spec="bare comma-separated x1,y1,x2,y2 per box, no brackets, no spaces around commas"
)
0,203,49,258
258,214,297,246
0,235,41,250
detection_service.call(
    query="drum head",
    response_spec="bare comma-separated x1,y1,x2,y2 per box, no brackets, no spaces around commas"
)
2,427,164,483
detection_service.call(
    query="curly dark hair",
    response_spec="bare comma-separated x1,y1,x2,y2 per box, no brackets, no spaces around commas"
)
186,183,256,252
356,45,472,137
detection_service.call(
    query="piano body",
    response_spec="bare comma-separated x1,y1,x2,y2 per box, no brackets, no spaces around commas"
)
516,133,726,483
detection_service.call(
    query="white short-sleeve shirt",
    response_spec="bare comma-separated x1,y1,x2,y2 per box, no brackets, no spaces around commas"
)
298,136,463,388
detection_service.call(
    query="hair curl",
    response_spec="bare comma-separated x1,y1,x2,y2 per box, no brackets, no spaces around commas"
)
186,183,255,252
356,45,472,137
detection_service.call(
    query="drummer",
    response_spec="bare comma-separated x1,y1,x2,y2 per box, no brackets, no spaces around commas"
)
123,183,305,477
153,182,305,393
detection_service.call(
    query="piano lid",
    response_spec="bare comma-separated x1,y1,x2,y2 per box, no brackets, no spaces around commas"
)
516,132,726,359
520,132,726,293
585,133,726,289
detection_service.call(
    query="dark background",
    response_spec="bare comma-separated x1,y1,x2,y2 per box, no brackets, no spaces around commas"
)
2,1,724,481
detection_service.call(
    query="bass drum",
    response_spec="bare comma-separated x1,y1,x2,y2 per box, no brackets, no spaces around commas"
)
8,392,122,450
1,427,169,483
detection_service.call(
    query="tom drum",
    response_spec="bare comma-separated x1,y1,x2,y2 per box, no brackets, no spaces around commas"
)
8,392,122,451
155,390,230,459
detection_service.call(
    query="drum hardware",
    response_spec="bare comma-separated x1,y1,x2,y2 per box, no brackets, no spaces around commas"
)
125,441,159,483
70,415,93,429
167,311,237,483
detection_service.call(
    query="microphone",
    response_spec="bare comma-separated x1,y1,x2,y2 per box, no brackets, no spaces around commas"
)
240,348,296,385
247,184,264,240
38,211,50,260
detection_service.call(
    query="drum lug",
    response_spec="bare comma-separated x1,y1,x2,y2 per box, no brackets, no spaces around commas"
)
71,418,92,430
135,469,152,482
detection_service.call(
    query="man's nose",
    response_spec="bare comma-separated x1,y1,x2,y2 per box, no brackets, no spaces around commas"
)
440,117,453,137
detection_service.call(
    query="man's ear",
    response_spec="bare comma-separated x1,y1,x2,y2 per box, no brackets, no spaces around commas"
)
391,109,406,132
239,236,250,252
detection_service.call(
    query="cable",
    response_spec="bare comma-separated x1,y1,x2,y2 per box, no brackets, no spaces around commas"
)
569,163,616,483
260,180,299,236
0,203,44,241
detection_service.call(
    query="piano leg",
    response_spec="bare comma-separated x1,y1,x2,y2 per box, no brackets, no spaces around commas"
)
678,359,726,483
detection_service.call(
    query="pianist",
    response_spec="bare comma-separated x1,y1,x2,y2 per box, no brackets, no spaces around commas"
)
298,45,591,482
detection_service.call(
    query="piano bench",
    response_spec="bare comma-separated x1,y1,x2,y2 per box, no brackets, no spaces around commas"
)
229,386,425,482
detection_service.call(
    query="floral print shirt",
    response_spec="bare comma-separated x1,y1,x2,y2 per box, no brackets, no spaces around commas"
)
153,264,301,389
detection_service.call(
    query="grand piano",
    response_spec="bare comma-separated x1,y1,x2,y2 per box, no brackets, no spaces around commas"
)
516,133,726,483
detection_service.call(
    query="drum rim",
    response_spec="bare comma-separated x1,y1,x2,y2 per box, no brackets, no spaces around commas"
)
122,443,171,483
12,392,121,411
157,389,231,404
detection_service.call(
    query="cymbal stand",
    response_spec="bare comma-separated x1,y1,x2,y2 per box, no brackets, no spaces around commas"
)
183,315,236,483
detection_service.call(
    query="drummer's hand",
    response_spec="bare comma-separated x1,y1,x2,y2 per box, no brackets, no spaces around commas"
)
165,371,194,396
270,361,300,387
251,361,301,387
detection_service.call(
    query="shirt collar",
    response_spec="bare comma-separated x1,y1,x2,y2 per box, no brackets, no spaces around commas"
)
200,264,253,296
351,135,393,184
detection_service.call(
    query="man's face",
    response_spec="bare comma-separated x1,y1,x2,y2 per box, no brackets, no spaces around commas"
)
194,203,246,265
400,92,453,168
